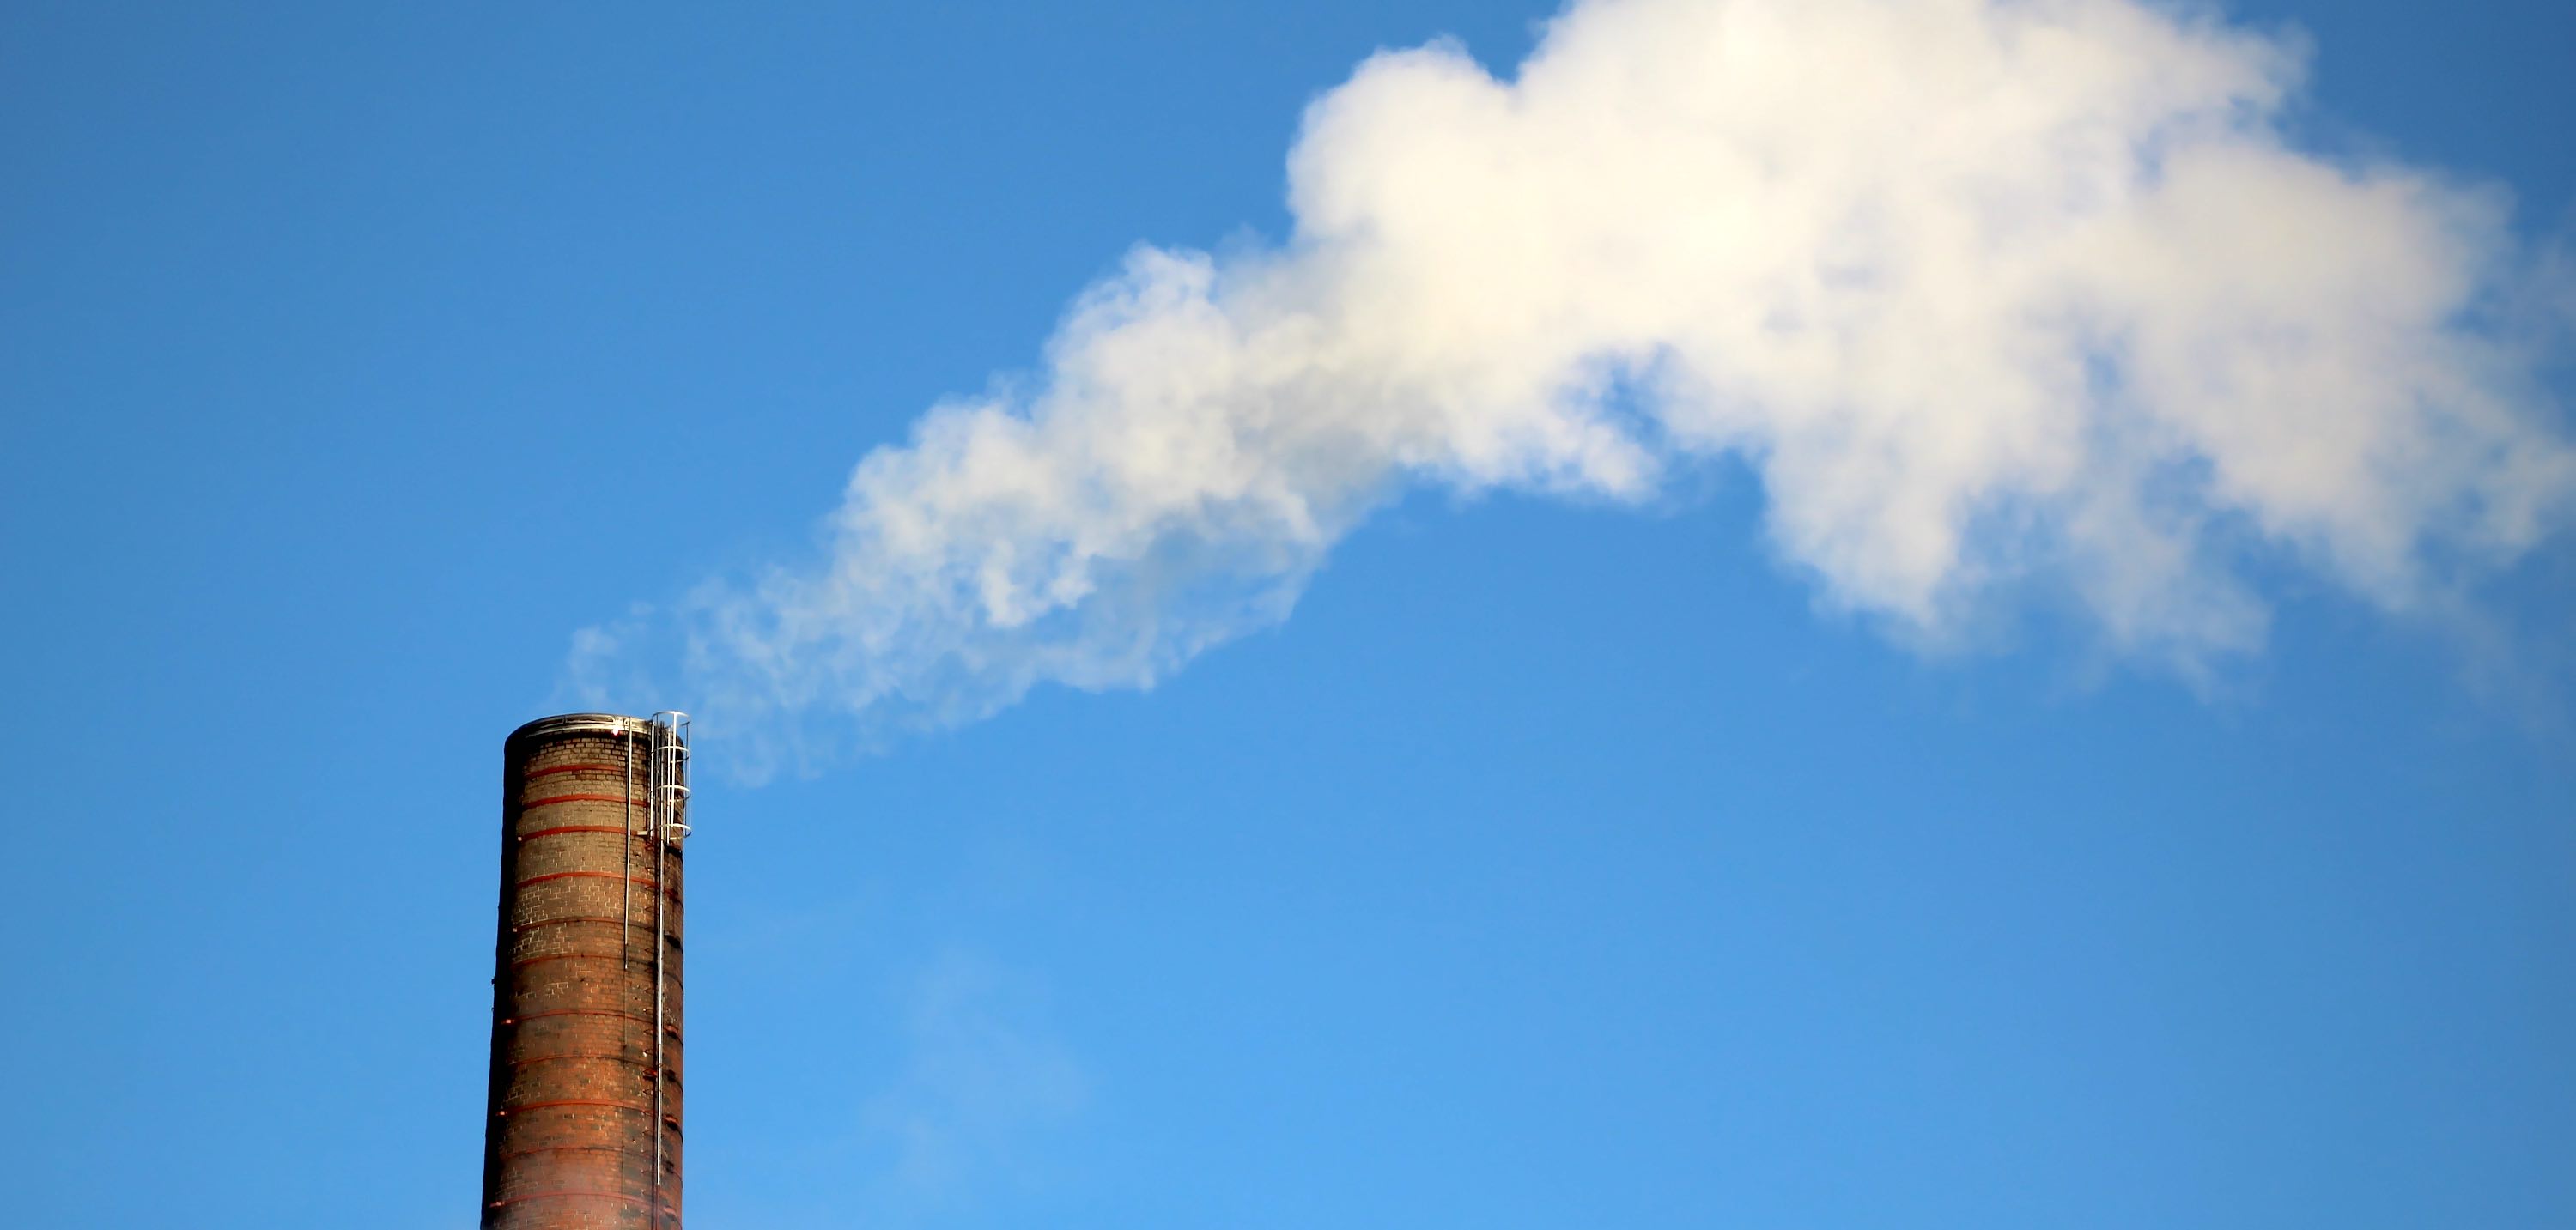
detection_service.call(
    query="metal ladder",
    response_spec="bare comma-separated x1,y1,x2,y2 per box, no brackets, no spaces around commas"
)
644,712,690,1225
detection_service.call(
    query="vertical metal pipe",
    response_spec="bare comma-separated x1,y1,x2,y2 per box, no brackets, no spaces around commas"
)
648,718,669,1222
622,731,635,969
653,815,668,1215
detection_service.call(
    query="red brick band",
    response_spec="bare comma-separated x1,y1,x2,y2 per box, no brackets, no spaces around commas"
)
496,1142,640,1164
514,870,659,892
487,1190,653,1211
517,824,636,843
498,1063,680,1098
498,1097,650,1118
508,1008,657,1028
522,792,647,809
500,1010,686,1052
523,762,625,780
512,914,629,934
511,951,629,972
509,1052,655,1069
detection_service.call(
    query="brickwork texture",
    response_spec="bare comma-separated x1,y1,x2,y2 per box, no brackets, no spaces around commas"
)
482,715,684,1230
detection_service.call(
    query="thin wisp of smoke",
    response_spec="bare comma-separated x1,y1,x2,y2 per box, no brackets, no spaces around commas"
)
574,0,2573,771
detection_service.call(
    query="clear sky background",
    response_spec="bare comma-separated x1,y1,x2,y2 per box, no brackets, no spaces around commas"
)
5,3,2574,1227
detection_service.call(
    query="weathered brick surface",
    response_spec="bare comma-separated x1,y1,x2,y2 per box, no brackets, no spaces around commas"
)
483,718,686,1230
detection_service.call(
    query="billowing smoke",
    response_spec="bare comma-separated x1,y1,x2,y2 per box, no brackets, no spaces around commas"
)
576,0,2573,765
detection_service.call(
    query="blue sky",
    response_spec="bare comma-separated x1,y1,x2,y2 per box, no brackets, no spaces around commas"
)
5,3,2574,1227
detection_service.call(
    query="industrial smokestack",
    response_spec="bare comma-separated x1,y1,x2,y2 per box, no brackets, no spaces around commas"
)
482,712,693,1228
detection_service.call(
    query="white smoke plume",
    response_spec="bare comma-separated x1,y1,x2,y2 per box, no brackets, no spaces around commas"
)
578,0,2573,764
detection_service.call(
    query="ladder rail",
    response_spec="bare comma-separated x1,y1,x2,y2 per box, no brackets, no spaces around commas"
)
644,711,689,1227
